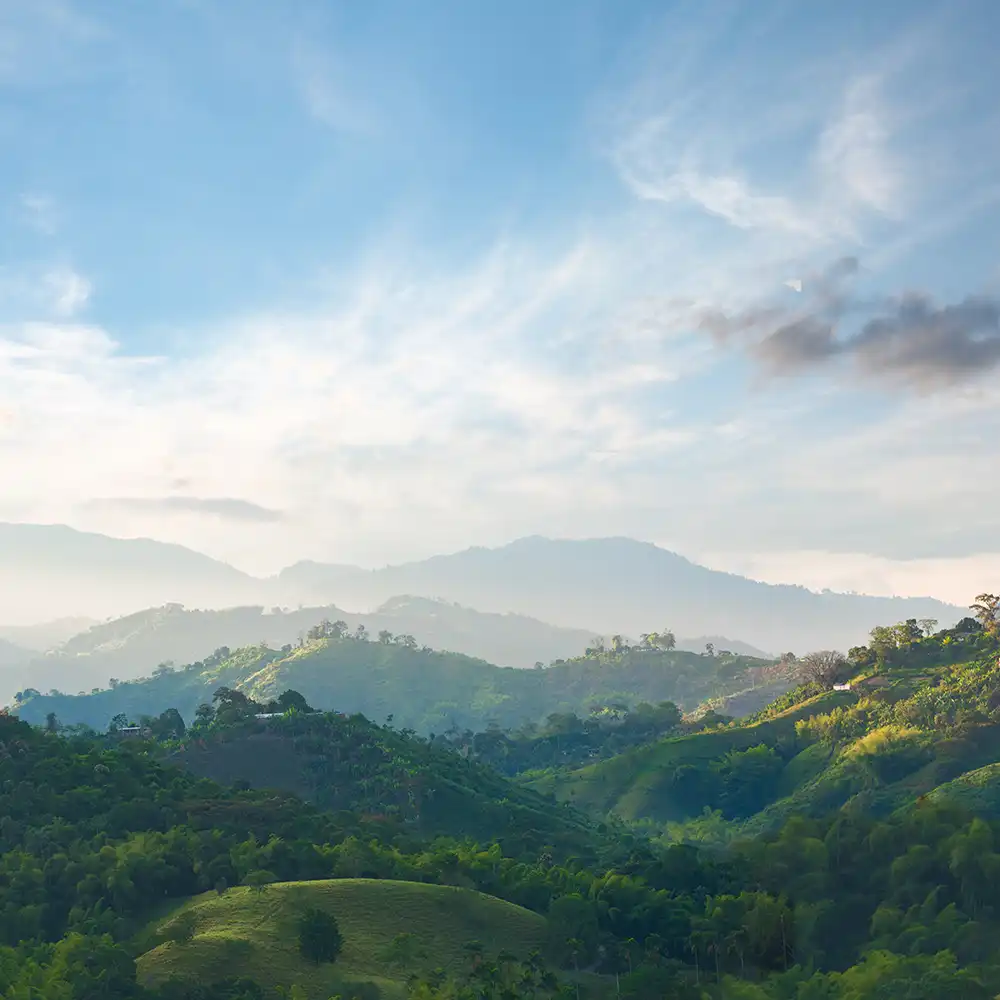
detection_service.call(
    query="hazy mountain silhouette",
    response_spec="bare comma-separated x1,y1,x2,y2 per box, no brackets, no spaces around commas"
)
0,522,259,625
0,618,99,652
277,536,963,652
0,524,964,655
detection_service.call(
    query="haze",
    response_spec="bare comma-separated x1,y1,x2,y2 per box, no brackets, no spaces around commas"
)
2,0,1000,614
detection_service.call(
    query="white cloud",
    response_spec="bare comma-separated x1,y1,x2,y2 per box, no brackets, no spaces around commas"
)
44,268,91,316
0,234,713,574
0,0,997,609
816,75,903,219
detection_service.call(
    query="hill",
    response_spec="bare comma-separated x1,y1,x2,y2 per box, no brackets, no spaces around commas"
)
275,536,962,652
161,706,604,857
5,635,1000,999
0,522,260,625
0,617,97,651
1,524,962,653
138,879,547,999
0,598,598,703
0,595,767,706
0,637,30,668
12,633,782,734
534,609,1000,838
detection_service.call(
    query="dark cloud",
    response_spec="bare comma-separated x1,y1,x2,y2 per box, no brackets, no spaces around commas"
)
851,294,1000,389
89,496,285,523
702,257,1000,390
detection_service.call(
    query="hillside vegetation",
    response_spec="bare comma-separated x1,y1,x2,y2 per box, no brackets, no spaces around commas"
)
14,627,787,734
4,594,1000,999
537,607,1000,841
139,880,547,999
163,699,605,859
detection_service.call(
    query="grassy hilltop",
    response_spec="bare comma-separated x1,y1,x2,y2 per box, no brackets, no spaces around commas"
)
139,880,548,1000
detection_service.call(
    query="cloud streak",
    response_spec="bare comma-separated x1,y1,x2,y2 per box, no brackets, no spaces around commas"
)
86,496,285,523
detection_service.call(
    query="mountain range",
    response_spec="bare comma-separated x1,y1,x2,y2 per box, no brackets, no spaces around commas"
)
0,595,769,706
0,522,965,654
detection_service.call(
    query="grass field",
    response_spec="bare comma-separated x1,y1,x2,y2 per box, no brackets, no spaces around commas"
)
137,878,548,998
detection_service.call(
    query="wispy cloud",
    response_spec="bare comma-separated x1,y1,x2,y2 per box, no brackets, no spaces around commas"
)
0,265,92,320
290,37,380,137
1,0,998,602
44,268,91,317
19,194,58,235
86,496,285,523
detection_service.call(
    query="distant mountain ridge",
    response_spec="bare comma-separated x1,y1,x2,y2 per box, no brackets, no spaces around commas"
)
1,594,768,704
0,522,965,653
274,536,962,653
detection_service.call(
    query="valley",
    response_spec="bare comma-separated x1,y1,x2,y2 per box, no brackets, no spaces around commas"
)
2,592,999,999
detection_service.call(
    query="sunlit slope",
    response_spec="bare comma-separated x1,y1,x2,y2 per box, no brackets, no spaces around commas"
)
138,879,547,998
531,690,853,822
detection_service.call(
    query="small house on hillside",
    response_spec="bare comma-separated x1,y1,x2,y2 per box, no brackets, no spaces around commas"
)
833,682,852,692
118,726,142,739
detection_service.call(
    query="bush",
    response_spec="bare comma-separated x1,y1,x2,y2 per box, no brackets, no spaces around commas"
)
297,907,343,965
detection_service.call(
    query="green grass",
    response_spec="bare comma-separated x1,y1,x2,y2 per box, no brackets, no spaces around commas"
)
926,762,1000,817
137,878,547,999
531,690,854,823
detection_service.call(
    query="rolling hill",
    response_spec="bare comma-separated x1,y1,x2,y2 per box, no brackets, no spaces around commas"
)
532,614,1000,837
0,597,601,704
0,616,98,651
12,634,780,735
138,879,548,1000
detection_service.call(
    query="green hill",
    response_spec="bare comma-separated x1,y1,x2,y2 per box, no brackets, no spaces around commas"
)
531,689,853,822
163,708,605,859
138,879,547,999
535,614,1000,836
14,632,781,735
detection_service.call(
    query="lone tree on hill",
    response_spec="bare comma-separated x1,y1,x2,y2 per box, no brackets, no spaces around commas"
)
297,907,343,965
799,650,849,689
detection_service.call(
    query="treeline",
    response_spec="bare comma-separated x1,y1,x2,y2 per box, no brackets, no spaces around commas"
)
14,631,782,736
429,701,687,776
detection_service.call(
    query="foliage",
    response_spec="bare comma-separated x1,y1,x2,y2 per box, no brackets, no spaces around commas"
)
297,907,343,964
15,631,786,736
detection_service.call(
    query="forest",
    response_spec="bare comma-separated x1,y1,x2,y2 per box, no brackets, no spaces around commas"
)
1,594,1000,999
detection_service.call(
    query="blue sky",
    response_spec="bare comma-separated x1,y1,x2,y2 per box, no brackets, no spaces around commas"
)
1,0,999,602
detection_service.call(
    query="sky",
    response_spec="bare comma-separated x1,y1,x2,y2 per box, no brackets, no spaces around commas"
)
1,0,999,604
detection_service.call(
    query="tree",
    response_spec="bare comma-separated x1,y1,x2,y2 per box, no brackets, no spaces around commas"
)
297,908,343,965
276,689,313,714
657,630,677,651
108,712,128,733
971,593,999,637
157,708,186,738
244,870,276,895
378,630,394,645
798,650,849,688
194,703,216,726
44,711,60,734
